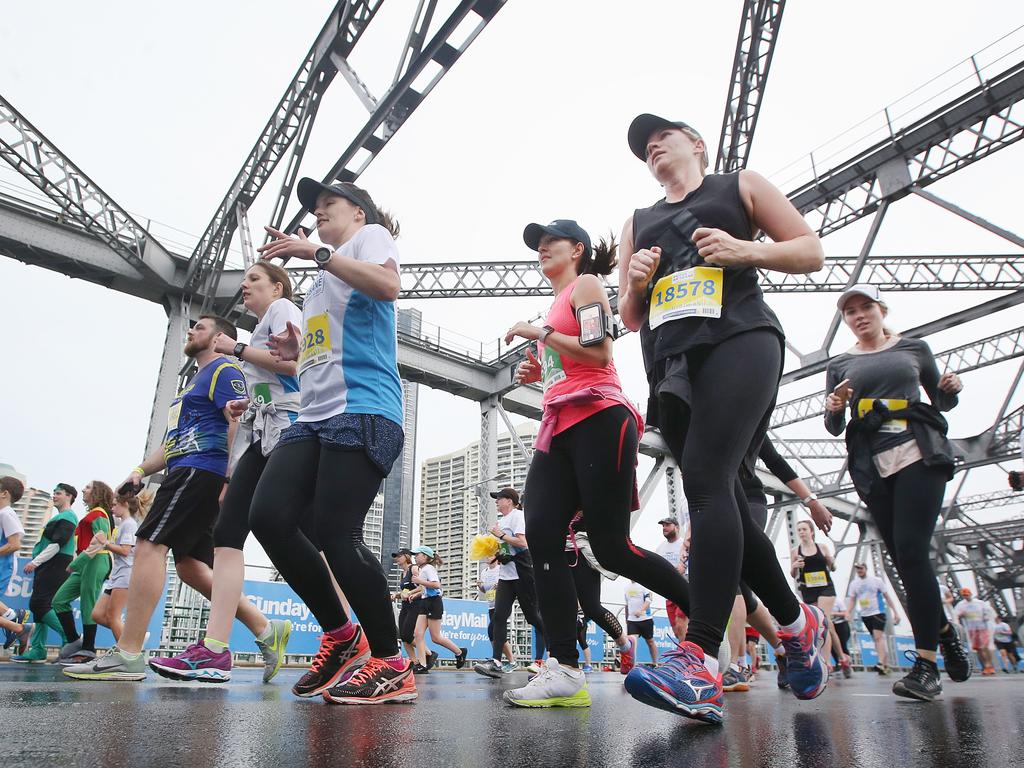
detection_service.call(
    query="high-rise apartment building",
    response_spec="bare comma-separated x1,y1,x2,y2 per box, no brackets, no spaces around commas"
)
0,462,53,556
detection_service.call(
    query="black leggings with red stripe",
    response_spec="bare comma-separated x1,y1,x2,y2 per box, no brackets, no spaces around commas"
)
524,405,691,667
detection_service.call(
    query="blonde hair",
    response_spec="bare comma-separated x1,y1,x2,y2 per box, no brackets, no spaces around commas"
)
679,125,709,175
116,490,154,521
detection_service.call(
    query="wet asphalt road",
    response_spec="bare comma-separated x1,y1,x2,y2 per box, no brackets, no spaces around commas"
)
0,663,1021,767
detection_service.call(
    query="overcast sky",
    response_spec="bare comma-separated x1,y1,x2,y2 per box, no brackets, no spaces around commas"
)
2,1,1023,606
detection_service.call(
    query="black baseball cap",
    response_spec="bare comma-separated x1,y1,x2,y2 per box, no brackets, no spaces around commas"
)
489,487,521,506
658,516,679,526
391,548,413,558
296,178,378,225
627,113,708,166
523,220,592,261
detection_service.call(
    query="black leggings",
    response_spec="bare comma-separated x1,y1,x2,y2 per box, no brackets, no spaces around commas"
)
250,440,398,657
864,459,949,651
215,441,268,550
28,555,72,618
831,620,851,661
661,330,800,657
524,405,690,667
568,554,624,640
491,576,546,661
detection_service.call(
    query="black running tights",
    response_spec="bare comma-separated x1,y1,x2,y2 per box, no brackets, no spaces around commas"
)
490,575,546,661
864,459,949,652
250,440,398,657
568,554,624,640
525,405,690,667
831,621,851,661
663,330,801,657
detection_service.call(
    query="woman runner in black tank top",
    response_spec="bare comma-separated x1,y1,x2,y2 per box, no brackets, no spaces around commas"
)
790,520,848,675
616,113,827,724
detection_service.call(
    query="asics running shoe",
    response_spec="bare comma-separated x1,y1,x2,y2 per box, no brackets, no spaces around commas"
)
473,659,505,678
504,659,591,708
501,660,517,673
323,657,417,705
149,642,231,682
778,604,829,700
722,665,750,692
256,619,291,683
292,627,370,698
620,642,635,675
893,652,941,702
62,647,146,681
938,625,971,682
624,641,723,725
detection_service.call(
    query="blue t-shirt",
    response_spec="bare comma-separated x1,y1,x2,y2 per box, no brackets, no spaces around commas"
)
163,358,247,476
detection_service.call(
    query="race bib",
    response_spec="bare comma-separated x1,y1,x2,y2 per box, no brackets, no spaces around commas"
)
804,571,828,588
251,383,272,406
485,589,496,603
167,401,182,431
540,343,566,391
298,313,332,374
649,266,724,329
858,597,871,609
857,398,908,433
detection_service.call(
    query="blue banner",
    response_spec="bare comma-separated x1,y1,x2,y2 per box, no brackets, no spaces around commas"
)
633,617,676,663
3,561,163,650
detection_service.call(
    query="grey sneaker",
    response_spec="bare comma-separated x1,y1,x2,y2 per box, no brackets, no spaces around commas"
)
473,659,505,679
60,650,97,666
501,661,517,673
59,637,84,660
62,647,146,681
255,619,292,683
503,659,591,708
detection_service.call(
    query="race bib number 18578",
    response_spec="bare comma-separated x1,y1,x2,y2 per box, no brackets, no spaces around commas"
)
649,266,723,329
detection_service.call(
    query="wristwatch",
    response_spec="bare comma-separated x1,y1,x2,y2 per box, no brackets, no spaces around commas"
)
314,247,334,268
537,325,554,344
232,342,248,359
801,493,818,504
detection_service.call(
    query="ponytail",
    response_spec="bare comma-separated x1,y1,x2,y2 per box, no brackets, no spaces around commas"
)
117,490,154,521
576,233,618,277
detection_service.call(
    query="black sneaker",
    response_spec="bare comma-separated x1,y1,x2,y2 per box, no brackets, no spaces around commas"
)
292,627,370,698
426,650,438,670
455,647,468,669
874,663,889,676
938,625,971,682
893,653,941,701
412,663,430,675
323,657,417,704
474,659,504,679
776,653,790,690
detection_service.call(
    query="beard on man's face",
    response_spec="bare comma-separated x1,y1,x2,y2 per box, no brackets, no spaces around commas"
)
183,337,207,357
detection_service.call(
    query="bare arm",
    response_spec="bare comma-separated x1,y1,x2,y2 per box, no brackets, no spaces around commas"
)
737,170,824,273
238,345,297,377
0,533,21,556
616,215,654,332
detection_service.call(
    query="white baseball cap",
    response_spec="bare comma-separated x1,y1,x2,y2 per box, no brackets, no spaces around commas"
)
837,283,883,311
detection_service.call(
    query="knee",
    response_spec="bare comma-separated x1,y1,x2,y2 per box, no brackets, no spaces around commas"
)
681,466,733,507
248,499,280,543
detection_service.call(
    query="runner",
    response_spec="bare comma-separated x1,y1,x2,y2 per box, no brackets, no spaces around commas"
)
826,283,971,699
625,580,658,666
14,483,79,662
499,218,692,710
830,602,853,678
473,487,548,679
744,626,761,680
148,261,300,683
790,519,846,674
0,477,32,652
410,545,468,671
477,557,516,672
846,563,901,675
954,587,997,675
655,516,687,641
64,315,279,682
392,549,425,667
617,114,827,723
993,615,1020,673
54,481,115,664
90,491,150,644
247,177,414,705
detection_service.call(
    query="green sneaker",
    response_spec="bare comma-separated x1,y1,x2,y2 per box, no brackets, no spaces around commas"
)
62,647,146,681
503,659,591,708
11,647,47,663
256,619,292,683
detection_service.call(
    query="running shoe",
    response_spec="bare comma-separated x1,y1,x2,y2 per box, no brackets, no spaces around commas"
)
526,660,543,674
455,647,468,669
60,650,97,666
982,666,996,676
473,659,504,678
776,652,789,689
623,641,723,725
149,642,231,682
59,637,84,661
292,627,370,698
892,652,941,702
412,663,430,675
323,657,417,705
938,625,971,682
620,643,635,675
2,625,17,649
62,647,146,681
255,619,291,683
839,657,853,679
10,647,47,664
874,664,889,676
501,660,517,673
582,664,594,673
504,659,591,708
777,604,829,700
13,622,33,656
722,665,750,692
426,650,438,670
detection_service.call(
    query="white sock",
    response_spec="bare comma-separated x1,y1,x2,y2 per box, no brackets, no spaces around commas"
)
774,643,785,657
728,662,740,673
256,623,274,642
704,655,720,677
781,609,807,634
617,640,632,652
2,608,15,621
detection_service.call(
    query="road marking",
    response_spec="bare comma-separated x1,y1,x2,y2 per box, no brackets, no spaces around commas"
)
850,693,890,697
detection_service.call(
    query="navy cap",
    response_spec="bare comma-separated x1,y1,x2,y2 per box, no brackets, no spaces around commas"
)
627,113,708,166
296,178,378,225
523,219,592,261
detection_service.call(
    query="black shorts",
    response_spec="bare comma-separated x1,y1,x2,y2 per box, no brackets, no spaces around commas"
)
799,584,837,603
397,602,417,644
137,466,222,567
995,640,1019,654
418,595,444,620
627,619,654,640
862,613,887,633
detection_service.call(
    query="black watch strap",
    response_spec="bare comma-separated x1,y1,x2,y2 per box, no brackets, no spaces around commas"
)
233,342,247,359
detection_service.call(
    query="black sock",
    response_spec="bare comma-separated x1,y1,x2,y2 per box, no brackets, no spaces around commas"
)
82,623,98,652
56,611,79,644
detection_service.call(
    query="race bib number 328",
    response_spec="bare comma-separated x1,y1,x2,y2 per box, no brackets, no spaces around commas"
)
649,266,723,329
298,313,332,374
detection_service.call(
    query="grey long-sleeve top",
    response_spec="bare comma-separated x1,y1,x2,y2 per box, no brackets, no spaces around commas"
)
824,337,958,455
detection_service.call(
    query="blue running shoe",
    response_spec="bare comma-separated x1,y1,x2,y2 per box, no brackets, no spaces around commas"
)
624,640,723,725
778,604,829,700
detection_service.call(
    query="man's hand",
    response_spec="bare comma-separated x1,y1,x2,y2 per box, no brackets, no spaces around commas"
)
226,399,250,420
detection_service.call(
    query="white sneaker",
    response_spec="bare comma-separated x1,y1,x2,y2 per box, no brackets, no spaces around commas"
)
503,659,591,708
526,661,542,674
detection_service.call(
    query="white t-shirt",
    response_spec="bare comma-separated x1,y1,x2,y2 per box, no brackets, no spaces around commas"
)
625,583,653,621
954,598,995,631
107,516,138,585
655,537,684,569
418,563,442,597
847,575,885,617
0,505,25,575
497,509,526,581
245,298,303,410
479,564,500,608
993,621,1014,644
